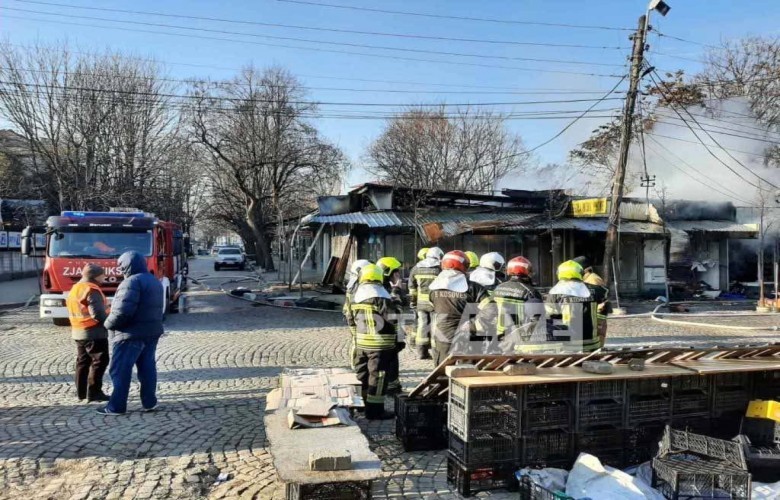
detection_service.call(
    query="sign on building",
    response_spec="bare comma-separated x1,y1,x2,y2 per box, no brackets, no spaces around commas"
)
7,232,21,248
0,231,7,249
572,198,608,217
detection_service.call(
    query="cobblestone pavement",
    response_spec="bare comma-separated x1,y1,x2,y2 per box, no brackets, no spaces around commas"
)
1,259,779,499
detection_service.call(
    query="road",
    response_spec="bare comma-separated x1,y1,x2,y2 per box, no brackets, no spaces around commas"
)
1,256,779,499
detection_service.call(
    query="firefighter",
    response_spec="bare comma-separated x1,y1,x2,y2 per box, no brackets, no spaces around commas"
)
464,251,479,273
377,256,404,306
66,263,111,402
572,256,611,347
468,252,507,294
429,250,490,366
489,256,544,346
344,259,372,369
408,246,443,360
351,264,403,420
416,247,430,262
545,260,602,352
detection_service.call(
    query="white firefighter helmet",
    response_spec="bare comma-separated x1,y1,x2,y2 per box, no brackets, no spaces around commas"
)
479,252,505,271
426,246,444,261
350,259,372,276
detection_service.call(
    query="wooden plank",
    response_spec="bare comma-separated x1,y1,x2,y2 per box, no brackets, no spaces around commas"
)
671,359,780,374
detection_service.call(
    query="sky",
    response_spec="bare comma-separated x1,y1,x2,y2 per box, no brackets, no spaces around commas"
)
2,0,779,193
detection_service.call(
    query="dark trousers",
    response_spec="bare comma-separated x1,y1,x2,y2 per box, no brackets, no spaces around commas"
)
75,339,109,400
432,341,452,367
106,338,159,414
415,310,432,359
354,348,399,419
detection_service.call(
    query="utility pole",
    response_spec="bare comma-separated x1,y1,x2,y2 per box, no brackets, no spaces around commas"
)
602,14,649,287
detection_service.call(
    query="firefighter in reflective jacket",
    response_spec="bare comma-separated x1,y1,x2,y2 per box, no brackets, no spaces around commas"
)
545,260,602,352
484,256,544,351
468,252,507,294
429,251,490,366
377,256,405,307
344,259,372,369
408,246,443,360
351,264,404,420
573,255,611,347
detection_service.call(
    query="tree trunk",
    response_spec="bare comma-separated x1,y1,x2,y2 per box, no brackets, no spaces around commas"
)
246,199,275,271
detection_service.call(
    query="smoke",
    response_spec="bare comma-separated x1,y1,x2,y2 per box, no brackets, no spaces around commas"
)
627,97,780,204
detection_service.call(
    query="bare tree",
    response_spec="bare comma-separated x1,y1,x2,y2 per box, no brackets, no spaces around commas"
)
366,106,528,192
189,66,348,271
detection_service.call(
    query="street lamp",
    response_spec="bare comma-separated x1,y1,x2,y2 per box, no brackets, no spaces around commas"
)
648,0,671,16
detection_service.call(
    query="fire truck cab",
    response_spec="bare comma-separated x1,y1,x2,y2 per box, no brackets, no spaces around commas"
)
23,210,188,326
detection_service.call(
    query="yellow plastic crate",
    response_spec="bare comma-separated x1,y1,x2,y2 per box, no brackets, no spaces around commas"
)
747,400,780,422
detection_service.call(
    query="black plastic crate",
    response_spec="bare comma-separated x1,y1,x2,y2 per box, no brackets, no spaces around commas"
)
627,377,671,397
735,435,780,483
395,395,447,451
576,428,625,468
517,475,574,500
447,455,518,497
709,413,742,440
712,388,750,415
742,416,780,446
672,392,710,417
754,370,780,389
286,480,372,500
578,380,624,403
660,427,747,468
672,375,711,394
652,456,751,500
524,402,573,431
628,396,671,425
524,383,576,405
449,403,520,441
449,432,517,466
671,417,712,436
714,372,751,389
520,430,573,468
450,382,521,413
625,424,667,467
579,401,624,429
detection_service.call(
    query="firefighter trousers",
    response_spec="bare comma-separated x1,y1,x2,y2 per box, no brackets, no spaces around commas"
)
432,341,452,367
354,348,400,419
415,310,432,359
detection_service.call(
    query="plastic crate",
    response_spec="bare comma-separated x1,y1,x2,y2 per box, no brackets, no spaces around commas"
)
660,426,747,469
709,413,742,440
735,435,780,483
576,428,625,468
449,403,519,441
714,372,751,389
524,402,573,431
754,370,780,389
747,400,780,422
578,380,625,403
672,375,711,394
450,381,521,413
395,395,447,451
627,377,671,397
625,424,665,466
672,392,710,417
742,416,780,446
521,430,573,468
285,480,372,500
524,383,576,405
579,401,624,429
651,456,751,500
712,388,750,415
671,417,712,436
628,396,672,425
446,455,519,497
449,432,517,466
517,475,574,500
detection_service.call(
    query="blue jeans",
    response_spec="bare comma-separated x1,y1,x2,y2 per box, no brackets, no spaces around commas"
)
106,338,159,413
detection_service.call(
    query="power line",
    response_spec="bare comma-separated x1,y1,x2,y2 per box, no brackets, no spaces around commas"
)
649,115,780,145
8,1,631,50
645,135,752,204
645,132,770,159
275,0,634,31
525,76,627,153
650,68,779,190
2,13,626,78
653,31,718,50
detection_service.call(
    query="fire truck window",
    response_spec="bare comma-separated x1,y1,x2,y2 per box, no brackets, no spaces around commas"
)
49,231,153,257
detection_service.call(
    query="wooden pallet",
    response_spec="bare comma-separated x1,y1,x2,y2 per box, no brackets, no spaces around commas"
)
409,343,780,399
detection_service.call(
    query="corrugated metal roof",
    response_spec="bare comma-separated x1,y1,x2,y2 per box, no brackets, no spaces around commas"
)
668,220,758,234
310,211,405,228
310,211,539,228
509,218,666,234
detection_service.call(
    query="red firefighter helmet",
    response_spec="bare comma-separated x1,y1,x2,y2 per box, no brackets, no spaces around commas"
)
441,250,468,273
507,256,533,277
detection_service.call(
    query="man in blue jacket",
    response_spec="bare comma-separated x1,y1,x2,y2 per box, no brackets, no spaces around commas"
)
97,251,164,415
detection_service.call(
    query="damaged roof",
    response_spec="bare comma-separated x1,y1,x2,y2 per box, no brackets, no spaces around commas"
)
509,217,667,234
667,220,758,237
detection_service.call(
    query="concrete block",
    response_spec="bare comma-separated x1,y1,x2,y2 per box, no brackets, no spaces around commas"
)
309,450,352,471
628,359,646,371
581,361,614,374
445,364,479,378
503,362,537,376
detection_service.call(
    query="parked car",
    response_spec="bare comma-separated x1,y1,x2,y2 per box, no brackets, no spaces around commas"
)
214,247,246,271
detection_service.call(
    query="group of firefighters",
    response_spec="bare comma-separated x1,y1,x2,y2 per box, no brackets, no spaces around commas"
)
342,247,612,420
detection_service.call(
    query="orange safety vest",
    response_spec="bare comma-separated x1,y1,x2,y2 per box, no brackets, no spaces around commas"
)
66,281,107,329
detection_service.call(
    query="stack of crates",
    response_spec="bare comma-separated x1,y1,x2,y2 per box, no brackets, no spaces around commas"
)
625,377,671,466
447,381,521,496
671,375,712,435
394,394,447,452
521,383,576,468
710,372,752,438
575,380,626,468
754,371,780,400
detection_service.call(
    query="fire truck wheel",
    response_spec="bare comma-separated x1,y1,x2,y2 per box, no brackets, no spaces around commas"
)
214,263,220,271
53,318,70,327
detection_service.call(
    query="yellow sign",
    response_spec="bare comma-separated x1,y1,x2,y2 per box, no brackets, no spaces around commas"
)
571,198,608,217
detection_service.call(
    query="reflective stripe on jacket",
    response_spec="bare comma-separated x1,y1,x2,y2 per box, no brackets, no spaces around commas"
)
350,292,397,351
67,282,107,329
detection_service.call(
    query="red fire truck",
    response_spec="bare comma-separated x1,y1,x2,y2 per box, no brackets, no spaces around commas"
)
22,210,188,326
